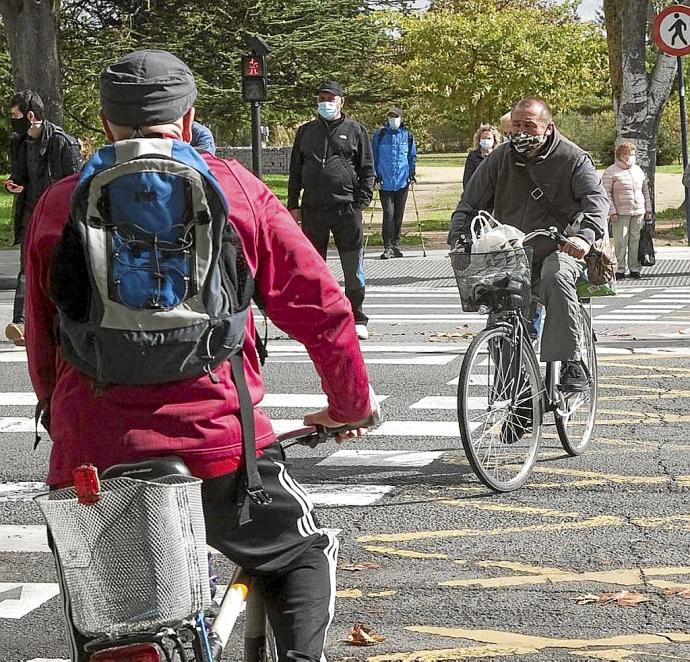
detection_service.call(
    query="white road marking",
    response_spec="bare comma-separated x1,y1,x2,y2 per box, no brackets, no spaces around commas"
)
259,394,391,408
0,583,61,619
0,392,37,405
300,484,394,506
317,449,443,467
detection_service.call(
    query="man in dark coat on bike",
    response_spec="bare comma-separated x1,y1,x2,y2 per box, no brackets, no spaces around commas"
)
448,96,608,392
24,50,375,662
287,80,375,340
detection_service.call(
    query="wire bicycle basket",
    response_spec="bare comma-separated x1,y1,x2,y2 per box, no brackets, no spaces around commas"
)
35,475,211,637
449,246,533,318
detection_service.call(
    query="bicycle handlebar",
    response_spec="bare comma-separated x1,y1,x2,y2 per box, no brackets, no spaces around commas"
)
522,226,568,246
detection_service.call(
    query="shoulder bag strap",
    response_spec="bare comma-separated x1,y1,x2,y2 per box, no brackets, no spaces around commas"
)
514,162,574,228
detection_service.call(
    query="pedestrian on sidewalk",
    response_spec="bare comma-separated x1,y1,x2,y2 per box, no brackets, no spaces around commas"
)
602,142,652,279
371,107,417,260
463,123,500,189
4,90,81,346
500,112,512,141
191,120,216,155
287,80,375,340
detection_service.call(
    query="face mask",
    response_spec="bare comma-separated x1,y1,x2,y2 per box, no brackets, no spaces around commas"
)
10,116,30,135
318,101,339,120
479,138,494,151
511,131,546,155
626,155,636,166
387,117,401,130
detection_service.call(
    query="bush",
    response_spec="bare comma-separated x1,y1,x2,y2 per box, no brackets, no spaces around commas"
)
555,110,616,166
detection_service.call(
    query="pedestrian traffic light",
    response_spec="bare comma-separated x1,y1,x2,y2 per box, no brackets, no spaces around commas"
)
241,54,268,102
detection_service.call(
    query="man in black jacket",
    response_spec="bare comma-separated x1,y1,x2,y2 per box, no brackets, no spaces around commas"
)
4,90,82,346
287,80,375,340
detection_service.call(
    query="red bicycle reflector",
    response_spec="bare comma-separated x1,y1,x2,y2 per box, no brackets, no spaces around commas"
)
73,464,101,505
89,642,164,662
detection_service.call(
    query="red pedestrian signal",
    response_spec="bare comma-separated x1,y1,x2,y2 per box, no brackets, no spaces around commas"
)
242,55,265,78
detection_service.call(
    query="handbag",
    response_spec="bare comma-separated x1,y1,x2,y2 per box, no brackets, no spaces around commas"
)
515,164,617,285
638,222,656,267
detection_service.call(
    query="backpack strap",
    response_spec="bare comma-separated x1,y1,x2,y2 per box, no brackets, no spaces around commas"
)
229,353,272,526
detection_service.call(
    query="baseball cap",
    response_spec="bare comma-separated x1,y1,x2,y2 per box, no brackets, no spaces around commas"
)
100,49,197,127
316,80,345,96
387,107,403,117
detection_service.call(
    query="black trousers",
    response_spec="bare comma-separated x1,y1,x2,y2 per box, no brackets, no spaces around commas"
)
301,204,367,325
49,444,338,662
12,206,32,324
379,187,409,250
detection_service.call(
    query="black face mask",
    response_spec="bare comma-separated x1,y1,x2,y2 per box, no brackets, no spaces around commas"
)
10,116,31,135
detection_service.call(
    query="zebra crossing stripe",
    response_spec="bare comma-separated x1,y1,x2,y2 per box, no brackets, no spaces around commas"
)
0,583,60,619
317,450,443,468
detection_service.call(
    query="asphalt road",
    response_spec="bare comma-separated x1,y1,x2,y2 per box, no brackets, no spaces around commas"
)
0,256,689,661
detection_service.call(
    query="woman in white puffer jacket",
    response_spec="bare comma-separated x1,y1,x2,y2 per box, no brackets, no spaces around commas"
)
602,142,652,279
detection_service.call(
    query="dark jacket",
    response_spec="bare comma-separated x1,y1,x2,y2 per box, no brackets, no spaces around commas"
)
11,120,82,244
462,148,486,189
287,114,375,210
449,128,608,262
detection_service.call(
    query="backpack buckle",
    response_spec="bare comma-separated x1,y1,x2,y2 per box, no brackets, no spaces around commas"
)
530,187,544,200
246,485,273,506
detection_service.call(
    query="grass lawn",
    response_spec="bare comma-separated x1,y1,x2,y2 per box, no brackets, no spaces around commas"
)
0,185,14,249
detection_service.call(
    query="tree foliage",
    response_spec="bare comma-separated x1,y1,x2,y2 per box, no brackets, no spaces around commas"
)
381,3,608,146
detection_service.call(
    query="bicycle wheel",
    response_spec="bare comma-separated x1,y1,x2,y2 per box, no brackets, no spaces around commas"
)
555,306,598,456
458,324,543,492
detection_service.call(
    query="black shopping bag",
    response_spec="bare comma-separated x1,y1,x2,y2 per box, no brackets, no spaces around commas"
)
638,223,656,267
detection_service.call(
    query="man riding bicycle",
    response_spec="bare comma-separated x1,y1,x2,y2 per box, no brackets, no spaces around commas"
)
448,96,608,392
24,49,375,662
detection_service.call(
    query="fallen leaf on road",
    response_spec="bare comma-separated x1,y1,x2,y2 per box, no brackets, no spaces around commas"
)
346,623,386,646
575,591,649,607
339,561,381,571
664,586,690,598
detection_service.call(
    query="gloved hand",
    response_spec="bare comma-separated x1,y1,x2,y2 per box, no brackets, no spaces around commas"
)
409,174,417,186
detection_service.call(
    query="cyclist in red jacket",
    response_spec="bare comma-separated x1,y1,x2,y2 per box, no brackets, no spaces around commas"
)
24,49,374,662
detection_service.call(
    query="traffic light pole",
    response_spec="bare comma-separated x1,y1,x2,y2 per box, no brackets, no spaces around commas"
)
251,101,262,180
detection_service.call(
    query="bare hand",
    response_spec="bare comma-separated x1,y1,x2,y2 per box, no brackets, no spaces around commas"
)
289,208,302,225
561,236,590,259
609,214,617,223
4,180,24,194
303,407,369,443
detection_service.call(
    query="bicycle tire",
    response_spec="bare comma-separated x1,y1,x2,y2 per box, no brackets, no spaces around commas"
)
457,324,543,492
555,306,598,456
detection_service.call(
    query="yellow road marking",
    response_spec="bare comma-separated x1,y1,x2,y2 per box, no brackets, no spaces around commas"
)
438,501,580,518
476,560,568,575
633,514,690,528
336,588,363,598
600,384,690,397
403,627,690,650
569,650,639,661
439,565,690,589
362,545,448,559
368,590,397,597
367,645,538,660
531,466,676,485
356,515,622,544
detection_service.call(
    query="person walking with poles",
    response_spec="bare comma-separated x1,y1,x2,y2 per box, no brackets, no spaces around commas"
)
372,107,417,260
287,80,375,340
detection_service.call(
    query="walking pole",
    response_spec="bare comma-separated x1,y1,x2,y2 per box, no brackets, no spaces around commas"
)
410,181,426,257
364,190,378,250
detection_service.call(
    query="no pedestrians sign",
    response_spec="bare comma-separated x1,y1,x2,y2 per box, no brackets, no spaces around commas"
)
653,5,690,56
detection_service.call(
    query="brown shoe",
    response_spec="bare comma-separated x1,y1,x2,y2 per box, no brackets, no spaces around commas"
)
5,322,25,346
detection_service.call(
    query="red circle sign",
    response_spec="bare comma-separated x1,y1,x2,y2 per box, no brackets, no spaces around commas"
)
654,5,690,56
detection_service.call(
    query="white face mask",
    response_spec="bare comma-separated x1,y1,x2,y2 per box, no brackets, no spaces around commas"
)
479,138,494,151
626,155,636,166
387,117,401,130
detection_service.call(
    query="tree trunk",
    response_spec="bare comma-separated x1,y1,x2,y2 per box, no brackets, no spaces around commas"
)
0,0,63,125
604,0,682,210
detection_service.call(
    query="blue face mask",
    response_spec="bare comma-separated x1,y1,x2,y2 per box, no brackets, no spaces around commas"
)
318,101,339,120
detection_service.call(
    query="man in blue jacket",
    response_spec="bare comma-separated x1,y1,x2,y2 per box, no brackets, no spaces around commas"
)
372,107,417,259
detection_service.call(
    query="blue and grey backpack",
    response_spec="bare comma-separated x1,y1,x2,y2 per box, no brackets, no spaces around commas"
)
51,138,254,386
50,138,271,514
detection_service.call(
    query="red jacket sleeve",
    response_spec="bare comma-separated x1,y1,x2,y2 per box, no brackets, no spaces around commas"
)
214,160,371,423
24,177,78,400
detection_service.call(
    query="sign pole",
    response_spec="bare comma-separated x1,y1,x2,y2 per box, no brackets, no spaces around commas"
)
679,55,690,244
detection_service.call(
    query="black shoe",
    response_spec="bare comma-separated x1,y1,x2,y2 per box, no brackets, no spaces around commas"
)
392,246,403,258
615,272,625,280
380,247,394,260
629,271,641,279
560,360,589,393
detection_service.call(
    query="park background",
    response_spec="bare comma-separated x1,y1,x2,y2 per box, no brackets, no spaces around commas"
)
0,0,687,248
